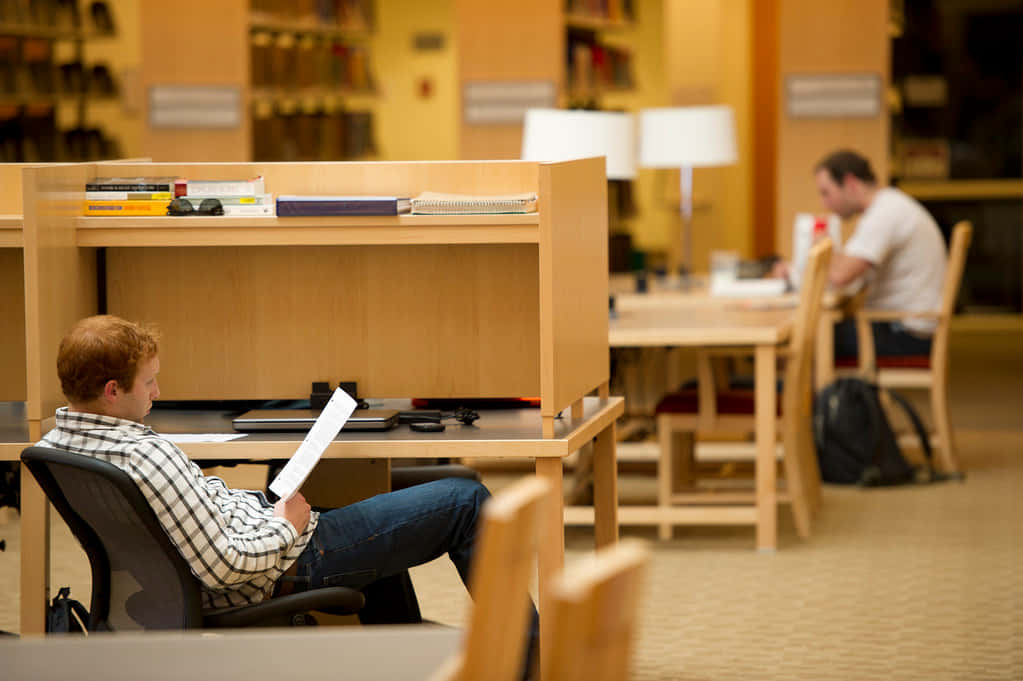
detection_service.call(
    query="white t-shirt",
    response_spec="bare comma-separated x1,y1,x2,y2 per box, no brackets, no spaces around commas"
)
842,187,947,335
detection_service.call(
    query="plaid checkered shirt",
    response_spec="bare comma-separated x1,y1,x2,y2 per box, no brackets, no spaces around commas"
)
39,407,319,609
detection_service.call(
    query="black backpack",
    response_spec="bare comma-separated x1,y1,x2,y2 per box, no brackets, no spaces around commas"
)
813,377,963,487
46,586,90,633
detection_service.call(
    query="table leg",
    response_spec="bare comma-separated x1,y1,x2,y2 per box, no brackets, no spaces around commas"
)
754,345,777,551
534,457,564,680
591,421,619,548
20,465,50,635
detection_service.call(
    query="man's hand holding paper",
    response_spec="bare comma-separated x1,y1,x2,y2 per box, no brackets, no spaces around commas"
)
268,387,358,502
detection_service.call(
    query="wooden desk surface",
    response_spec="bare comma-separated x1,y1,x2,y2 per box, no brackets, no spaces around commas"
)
2,397,624,461
2,625,461,681
143,396,623,460
609,307,794,347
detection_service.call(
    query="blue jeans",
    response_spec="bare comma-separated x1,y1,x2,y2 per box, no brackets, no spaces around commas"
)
834,319,932,359
295,478,487,590
290,478,539,675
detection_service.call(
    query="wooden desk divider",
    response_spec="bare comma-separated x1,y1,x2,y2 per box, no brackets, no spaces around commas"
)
19,158,613,638
1,164,29,402
23,159,610,438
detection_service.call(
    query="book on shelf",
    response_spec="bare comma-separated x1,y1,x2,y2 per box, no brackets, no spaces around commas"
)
179,193,273,207
86,177,181,193
222,204,275,217
85,191,173,200
276,195,411,217
82,199,171,216
409,192,538,215
185,176,265,197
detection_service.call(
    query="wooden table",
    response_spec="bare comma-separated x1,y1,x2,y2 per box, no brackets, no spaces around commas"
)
611,276,842,390
604,305,794,550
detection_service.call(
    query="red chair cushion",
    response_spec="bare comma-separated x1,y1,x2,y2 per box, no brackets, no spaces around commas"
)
834,355,931,369
654,388,783,417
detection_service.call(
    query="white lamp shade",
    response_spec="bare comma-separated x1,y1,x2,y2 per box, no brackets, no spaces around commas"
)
521,108,637,180
638,106,738,168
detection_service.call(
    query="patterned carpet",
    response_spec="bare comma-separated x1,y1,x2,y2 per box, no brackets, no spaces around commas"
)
1,434,1020,680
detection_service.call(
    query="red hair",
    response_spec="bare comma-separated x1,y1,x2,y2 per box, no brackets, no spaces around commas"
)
57,315,160,404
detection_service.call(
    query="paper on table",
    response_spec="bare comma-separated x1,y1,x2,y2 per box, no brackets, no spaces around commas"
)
268,387,358,501
165,433,247,443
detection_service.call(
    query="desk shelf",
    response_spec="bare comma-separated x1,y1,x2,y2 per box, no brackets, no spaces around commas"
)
75,214,541,247
0,215,22,247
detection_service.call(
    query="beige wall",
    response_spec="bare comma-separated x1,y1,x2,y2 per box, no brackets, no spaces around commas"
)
648,0,752,272
453,0,561,160
140,1,249,161
371,0,458,161
775,0,889,257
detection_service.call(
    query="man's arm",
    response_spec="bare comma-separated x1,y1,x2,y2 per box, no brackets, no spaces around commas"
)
132,439,304,591
829,252,872,288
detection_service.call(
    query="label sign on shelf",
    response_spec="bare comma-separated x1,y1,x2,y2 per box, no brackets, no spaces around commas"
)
463,81,556,125
785,73,882,118
149,85,241,128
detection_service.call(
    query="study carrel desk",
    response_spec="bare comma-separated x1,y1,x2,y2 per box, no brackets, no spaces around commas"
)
19,160,621,674
1,164,28,407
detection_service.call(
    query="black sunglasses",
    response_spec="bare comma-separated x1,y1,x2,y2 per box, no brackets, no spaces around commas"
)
167,198,224,216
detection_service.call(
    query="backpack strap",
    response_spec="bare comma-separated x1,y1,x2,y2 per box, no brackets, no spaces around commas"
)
882,388,964,483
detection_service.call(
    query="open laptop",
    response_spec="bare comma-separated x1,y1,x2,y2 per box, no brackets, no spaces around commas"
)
232,408,399,432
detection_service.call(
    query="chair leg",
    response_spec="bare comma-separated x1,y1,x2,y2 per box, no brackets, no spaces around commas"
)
931,380,959,473
657,417,693,540
656,416,673,541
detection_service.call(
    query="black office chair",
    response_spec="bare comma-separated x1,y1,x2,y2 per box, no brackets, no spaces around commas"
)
21,446,365,631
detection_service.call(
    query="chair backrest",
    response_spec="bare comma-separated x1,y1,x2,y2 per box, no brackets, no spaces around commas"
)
785,238,833,405
21,446,204,631
542,539,650,681
932,221,973,361
431,476,551,681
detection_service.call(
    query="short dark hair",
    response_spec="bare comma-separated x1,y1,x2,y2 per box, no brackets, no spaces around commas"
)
57,315,160,404
815,150,877,186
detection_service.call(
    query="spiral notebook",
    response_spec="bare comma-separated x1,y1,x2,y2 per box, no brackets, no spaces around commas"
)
410,191,537,215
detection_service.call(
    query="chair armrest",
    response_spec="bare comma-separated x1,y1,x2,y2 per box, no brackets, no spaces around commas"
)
855,309,942,322
203,586,365,628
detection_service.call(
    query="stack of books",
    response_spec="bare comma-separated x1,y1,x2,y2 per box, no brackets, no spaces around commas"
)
83,177,178,216
83,176,271,216
176,177,273,216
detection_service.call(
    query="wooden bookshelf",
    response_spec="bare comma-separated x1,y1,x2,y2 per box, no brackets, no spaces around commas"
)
0,3,123,162
563,13,633,32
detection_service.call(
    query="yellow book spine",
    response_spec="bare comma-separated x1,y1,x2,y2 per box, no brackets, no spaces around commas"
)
82,200,171,216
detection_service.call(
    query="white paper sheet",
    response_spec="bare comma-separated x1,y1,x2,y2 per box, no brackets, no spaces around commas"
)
165,433,247,443
268,387,358,501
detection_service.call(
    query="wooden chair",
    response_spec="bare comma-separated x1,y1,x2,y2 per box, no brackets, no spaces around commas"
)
542,539,649,681
652,239,834,540
429,476,551,681
837,220,973,473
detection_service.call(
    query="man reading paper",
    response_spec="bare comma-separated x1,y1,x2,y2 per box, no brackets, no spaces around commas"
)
38,316,531,643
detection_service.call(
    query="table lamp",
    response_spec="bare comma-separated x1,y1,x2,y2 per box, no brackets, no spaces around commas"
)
638,106,737,274
521,108,636,181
